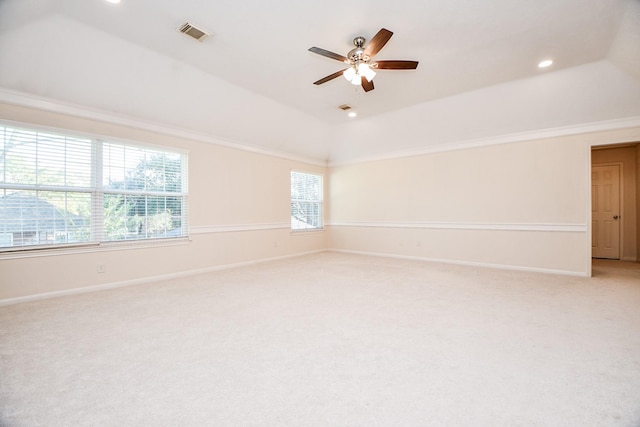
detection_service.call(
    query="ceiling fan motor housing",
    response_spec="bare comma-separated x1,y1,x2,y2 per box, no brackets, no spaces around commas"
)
348,37,369,64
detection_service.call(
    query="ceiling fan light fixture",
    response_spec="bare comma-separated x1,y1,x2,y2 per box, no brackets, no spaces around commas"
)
343,67,356,82
358,63,376,82
343,66,362,85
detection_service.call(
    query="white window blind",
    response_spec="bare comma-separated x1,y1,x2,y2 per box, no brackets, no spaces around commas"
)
0,124,188,251
290,171,323,231
101,142,187,241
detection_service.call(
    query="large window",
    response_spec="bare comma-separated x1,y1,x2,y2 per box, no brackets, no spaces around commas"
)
290,171,323,231
0,124,188,250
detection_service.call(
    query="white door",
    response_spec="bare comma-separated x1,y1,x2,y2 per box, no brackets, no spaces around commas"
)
592,165,621,259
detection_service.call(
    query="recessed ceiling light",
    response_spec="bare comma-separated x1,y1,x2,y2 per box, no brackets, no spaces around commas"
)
105,0,121,4
348,112,357,118
538,59,553,68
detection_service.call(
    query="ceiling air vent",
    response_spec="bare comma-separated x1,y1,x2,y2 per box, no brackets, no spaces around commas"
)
338,104,352,111
178,22,211,42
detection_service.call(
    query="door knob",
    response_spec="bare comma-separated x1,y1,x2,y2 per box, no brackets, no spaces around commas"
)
613,215,619,220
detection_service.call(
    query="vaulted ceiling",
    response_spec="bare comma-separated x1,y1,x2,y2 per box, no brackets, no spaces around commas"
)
1,0,639,163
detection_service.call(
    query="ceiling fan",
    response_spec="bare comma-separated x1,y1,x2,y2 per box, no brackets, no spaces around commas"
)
308,28,418,92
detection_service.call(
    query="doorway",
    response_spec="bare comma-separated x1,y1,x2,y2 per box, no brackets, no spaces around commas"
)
591,144,639,264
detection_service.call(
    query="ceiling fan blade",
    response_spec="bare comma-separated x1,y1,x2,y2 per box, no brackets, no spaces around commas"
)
361,78,374,92
374,60,419,70
308,47,348,63
363,28,393,58
313,69,347,85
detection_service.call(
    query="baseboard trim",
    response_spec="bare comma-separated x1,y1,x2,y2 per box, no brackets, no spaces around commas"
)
328,248,589,277
0,250,326,307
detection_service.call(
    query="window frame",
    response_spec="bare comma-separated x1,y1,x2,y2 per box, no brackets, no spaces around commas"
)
290,170,324,233
0,120,189,254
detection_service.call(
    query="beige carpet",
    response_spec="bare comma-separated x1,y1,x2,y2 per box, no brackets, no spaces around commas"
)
1,253,639,426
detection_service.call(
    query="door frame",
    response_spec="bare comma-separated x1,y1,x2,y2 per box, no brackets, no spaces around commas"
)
590,161,624,260
587,135,640,278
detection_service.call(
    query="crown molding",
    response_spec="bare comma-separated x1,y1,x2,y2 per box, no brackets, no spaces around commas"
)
329,116,640,167
3,88,638,170
0,88,327,167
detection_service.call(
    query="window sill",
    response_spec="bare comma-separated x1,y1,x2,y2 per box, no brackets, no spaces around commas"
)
290,228,324,235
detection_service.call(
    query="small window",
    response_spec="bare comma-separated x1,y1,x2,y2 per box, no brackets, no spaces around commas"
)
290,171,323,231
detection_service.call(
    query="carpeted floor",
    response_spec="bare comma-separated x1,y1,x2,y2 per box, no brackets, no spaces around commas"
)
1,253,639,426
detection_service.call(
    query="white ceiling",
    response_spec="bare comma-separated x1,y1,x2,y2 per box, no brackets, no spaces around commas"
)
0,0,639,163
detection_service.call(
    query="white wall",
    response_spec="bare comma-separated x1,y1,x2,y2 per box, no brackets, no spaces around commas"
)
328,128,640,275
0,102,328,302
2,102,640,305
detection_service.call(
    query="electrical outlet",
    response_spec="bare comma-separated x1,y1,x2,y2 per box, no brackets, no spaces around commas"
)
97,264,106,273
